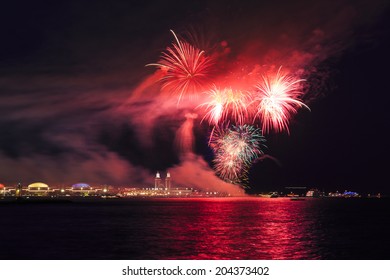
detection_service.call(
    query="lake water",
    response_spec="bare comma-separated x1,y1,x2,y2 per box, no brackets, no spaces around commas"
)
1,197,389,259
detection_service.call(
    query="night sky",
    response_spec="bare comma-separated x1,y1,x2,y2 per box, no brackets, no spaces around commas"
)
0,0,389,194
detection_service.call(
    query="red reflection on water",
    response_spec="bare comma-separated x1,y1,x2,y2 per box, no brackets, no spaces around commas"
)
164,197,321,259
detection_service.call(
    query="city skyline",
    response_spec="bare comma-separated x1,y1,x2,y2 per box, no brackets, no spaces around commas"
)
0,170,381,198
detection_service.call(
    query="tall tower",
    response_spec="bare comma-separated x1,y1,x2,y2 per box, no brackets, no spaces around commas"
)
165,172,171,191
155,172,161,189
16,182,22,199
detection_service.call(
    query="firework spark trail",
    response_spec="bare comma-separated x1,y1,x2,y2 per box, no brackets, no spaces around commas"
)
147,30,214,103
252,67,309,134
199,86,250,126
210,125,266,185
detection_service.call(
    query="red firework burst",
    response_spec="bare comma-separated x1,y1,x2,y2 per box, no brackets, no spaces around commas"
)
199,86,250,126
148,30,214,103
252,67,309,134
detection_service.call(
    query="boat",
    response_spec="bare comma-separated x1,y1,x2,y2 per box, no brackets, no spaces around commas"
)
258,192,279,198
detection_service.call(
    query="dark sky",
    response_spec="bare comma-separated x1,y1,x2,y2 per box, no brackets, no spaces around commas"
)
0,0,389,194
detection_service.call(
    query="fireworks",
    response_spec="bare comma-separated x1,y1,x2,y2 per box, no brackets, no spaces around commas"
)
145,30,312,189
147,30,213,103
199,86,250,126
252,67,309,134
210,125,266,185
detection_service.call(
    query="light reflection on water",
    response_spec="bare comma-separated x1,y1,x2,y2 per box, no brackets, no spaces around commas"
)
1,197,389,259
153,197,322,259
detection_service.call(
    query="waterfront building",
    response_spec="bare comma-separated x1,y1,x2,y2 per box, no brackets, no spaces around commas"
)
343,191,360,198
328,190,360,198
165,171,171,191
27,182,50,196
154,172,162,189
71,183,93,196
306,189,321,197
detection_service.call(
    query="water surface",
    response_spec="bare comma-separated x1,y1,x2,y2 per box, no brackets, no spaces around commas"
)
1,197,389,259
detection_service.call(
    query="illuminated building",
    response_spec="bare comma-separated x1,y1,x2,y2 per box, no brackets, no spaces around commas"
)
0,182,115,198
343,191,360,198
165,171,171,191
327,190,361,198
154,172,162,189
71,183,92,196
27,182,49,196
306,189,321,197
168,187,194,196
